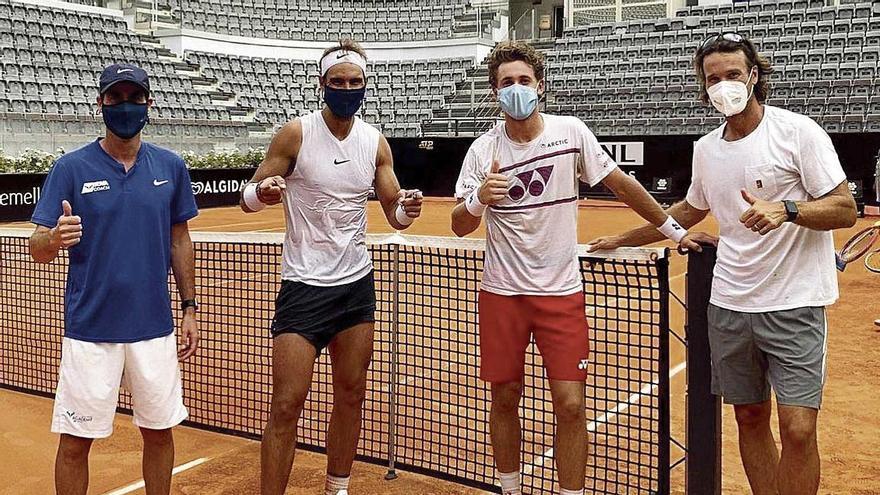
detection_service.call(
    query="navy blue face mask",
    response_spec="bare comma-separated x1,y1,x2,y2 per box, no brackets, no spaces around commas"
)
102,102,149,139
323,86,366,118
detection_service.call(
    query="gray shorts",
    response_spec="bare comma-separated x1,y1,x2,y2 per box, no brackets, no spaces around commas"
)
707,304,827,409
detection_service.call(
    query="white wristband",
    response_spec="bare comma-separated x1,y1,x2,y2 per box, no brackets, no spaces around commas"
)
243,182,266,212
465,191,487,217
395,204,414,226
657,216,687,243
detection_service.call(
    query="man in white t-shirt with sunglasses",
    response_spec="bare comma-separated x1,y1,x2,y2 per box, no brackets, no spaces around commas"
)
591,33,857,495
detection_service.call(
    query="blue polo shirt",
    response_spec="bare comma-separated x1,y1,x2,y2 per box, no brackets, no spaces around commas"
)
31,139,198,343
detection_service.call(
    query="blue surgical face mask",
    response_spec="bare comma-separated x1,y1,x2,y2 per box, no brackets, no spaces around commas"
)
101,102,149,139
323,86,366,118
497,83,540,120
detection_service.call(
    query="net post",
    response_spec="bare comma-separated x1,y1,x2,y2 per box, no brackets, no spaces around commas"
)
685,246,721,495
657,251,671,495
385,243,399,481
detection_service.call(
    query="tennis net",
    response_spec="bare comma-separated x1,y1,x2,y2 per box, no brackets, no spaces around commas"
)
0,229,671,494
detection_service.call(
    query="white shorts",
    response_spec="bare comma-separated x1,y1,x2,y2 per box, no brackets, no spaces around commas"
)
51,333,188,438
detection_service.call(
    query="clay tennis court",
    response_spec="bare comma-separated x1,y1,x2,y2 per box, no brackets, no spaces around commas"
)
1,198,878,494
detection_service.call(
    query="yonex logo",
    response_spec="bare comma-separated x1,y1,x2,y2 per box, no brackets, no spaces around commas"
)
509,165,554,201
153,179,169,186
577,359,589,370
117,68,134,74
81,180,110,194
334,159,351,165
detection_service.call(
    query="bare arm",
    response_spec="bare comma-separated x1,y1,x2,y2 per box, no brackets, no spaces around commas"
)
29,226,62,263
451,158,506,237
601,168,670,227
451,199,482,237
170,221,195,303
170,221,198,360
29,200,81,263
740,181,857,235
602,200,711,247
374,135,422,230
240,119,301,212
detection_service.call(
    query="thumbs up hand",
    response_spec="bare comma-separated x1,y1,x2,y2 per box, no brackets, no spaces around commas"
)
739,189,787,235
52,200,83,248
478,158,509,206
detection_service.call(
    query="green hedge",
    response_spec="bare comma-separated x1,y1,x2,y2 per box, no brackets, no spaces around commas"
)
0,148,265,174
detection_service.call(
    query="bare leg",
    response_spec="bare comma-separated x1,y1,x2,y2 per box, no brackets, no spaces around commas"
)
490,381,524,474
549,380,587,491
55,434,93,495
777,405,820,495
261,334,317,495
326,322,374,477
734,401,780,495
141,427,174,495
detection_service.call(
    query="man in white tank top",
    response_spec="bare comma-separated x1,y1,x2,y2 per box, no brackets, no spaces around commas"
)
590,34,857,495
239,39,423,495
451,41,701,495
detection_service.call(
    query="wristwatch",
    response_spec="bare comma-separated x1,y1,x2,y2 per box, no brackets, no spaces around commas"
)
181,299,199,312
783,200,799,222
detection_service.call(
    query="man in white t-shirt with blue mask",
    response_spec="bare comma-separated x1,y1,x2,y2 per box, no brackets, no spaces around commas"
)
590,33,857,495
452,41,703,495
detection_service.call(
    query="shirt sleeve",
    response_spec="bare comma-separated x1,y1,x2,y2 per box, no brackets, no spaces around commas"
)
454,146,484,200
576,120,617,186
685,143,710,210
171,158,198,224
795,118,847,198
31,159,73,228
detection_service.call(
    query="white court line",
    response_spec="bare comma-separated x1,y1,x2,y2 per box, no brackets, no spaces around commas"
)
523,361,687,475
101,457,210,495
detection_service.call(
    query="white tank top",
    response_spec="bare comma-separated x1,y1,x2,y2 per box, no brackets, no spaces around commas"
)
281,110,381,286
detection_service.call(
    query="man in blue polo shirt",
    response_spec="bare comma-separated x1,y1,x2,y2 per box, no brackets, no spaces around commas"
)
28,63,199,495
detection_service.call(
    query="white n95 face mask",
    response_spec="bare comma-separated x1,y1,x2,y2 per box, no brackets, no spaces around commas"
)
707,69,755,117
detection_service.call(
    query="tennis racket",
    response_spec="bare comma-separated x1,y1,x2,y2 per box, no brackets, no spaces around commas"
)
836,221,880,272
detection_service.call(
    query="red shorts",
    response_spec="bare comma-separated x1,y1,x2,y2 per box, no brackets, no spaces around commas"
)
478,290,590,383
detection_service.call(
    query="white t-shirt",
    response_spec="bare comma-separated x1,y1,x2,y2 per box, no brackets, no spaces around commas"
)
686,105,846,313
455,114,617,296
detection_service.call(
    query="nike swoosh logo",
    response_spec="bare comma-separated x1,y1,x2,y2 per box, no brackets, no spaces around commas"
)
334,159,350,165
336,52,348,59
153,179,169,186
117,68,134,74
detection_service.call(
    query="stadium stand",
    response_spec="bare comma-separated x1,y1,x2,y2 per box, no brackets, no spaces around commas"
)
0,0,248,154
165,0,499,42
1,0,878,153
185,51,472,138
544,0,880,136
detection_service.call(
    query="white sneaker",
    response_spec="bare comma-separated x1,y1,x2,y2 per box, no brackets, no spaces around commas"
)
336,491,348,495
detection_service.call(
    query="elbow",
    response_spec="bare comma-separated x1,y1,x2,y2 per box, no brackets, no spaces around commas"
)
451,218,472,237
451,224,467,237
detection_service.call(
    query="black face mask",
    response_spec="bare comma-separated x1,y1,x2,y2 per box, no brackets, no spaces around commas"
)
102,102,149,139
323,86,366,118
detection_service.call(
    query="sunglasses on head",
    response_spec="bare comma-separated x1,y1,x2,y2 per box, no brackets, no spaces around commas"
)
699,32,746,52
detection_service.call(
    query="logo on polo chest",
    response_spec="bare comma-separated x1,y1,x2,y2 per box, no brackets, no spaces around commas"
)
81,180,110,194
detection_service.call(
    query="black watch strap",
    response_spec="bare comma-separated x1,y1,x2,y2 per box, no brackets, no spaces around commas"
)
181,299,198,311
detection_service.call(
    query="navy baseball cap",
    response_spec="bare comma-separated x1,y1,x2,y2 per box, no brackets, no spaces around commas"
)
99,63,150,95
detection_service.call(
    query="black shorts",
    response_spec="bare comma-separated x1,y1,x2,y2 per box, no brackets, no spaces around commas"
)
271,271,376,352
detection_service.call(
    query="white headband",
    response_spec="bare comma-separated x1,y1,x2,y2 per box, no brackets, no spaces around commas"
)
320,50,368,78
